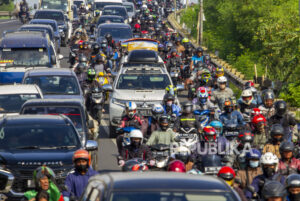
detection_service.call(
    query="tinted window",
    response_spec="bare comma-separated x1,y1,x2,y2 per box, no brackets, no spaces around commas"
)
116,74,171,90
0,94,41,113
35,12,64,22
102,7,127,18
24,76,80,95
99,27,132,39
30,21,57,32
20,28,53,40
40,0,68,11
123,4,133,12
98,17,124,24
0,124,80,150
94,2,122,10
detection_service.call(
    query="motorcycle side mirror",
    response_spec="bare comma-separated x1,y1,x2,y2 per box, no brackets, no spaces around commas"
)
102,84,113,92
86,140,98,151
247,185,256,194
176,84,184,91
88,120,95,129
34,4,37,9
112,118,120,125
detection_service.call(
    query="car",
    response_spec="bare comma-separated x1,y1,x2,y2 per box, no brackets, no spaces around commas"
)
0,31,62,84
93,0,123,11
122,2,135,19
19,24,61,53
0,115,98,200
0,84,43,117
39,0,75,21
79,172,242,201
96,23,132,44
22,68,84,103
97,15,124,26
108,66,179,137
74,0,88,10
34,9,70,46
102,5,129,22
20,99,95,143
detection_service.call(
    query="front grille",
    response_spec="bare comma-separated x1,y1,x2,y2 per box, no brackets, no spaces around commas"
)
12,178,28,193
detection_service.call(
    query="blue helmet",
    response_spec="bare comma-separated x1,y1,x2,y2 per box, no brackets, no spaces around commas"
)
209,120,223,136
246,149,261,160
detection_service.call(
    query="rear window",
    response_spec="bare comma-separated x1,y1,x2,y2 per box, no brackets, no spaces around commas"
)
98,17,124,24
30,21,57,31
102,7,127,18
34,12,64,22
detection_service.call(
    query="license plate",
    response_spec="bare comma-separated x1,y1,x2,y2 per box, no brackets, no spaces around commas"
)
138,109,151,116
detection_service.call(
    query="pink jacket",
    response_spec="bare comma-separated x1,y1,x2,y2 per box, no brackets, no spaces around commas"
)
278,158,300,176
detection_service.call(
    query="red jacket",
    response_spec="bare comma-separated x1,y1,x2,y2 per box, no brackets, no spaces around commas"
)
278,157,300,176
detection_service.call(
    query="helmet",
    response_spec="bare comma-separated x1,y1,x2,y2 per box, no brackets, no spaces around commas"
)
83,41,89,49
95,10,100,16
217,166,235,186
87,68,96,81
275,100,287,117
238,131,254,144
100,38,108,48
241,89,253,105
224,99,233,111
134,23,141,29
196,47,203,53
209,121,223,136
251,114,266,126
286,174,300,188
33,166,55,188
122,158,149,172
93,43,100,51
173,146,191,164
217,76,227,84
78,54,88,63
167,160,186,173
125,101,137,118
201,70,211,83
262,89,275,108
158,44,164,51
170,48,177,54
244,81,255,89
262,181,287,200
215,66,224,77
260,152,279,171
196,87,208,104
163,93,175,104
166,42,173,48
182,38,189,43
246,148,261,160
76,63,86,73
203,126,217,142
279,141,294,154
95,54,104,63
270,124,284,136
105,33,112,41
182,101,193,114
151,104,164,120
165,85,177,96
73,149,90,163
159,115,169,130
129,130,143,140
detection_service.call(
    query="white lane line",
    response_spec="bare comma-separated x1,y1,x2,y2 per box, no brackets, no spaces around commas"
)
0,20,17,25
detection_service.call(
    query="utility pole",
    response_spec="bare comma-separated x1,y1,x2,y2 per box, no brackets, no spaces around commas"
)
174,0,177,20
197,0,203,45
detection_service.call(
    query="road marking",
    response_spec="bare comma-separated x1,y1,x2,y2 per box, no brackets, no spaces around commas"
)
0,20,17,25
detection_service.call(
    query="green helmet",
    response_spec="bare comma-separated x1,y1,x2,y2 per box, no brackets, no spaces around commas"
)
87,68,96,81
182,38,189,43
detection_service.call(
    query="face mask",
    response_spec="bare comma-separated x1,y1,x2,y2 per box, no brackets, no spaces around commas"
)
249,161,259,168
289,193,300,201
161,125,168,131
225,107,233,113
272,137,283,143
199,98,207,104
132,141,141,148
263,167,275,178
75,164,88,173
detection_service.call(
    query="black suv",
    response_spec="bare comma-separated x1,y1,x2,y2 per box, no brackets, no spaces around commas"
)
0,115,98,200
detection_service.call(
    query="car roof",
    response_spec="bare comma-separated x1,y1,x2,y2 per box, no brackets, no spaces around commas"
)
20,24,54,38
35,9,64,14
0,31,49,48
0,115,70,126
0,84,40,95
22,99,84,108
25,68,75,77
30,19,58,24
99,15,124,19
91,172,231,191
98,23,130,28
121,66,167,74
123,2,134,5
103,5,126,9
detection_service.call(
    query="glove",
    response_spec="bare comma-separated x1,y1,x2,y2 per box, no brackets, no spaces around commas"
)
118,160,125,167
149,160,155,166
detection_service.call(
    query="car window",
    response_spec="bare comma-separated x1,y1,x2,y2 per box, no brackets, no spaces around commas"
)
0,124,81,150
123,4,133,12
30,21,57,32
35,12,64,22
102,7,127,18
98,17,124,24
40,0,68,11
116,74,171,90
99,27,132,39
24,75,80,95
0,94,41,113
94,2,122,10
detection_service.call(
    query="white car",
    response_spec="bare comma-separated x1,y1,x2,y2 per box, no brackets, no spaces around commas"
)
0,84,43,117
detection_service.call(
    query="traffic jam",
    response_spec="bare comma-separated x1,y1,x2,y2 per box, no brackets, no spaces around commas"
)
0,0,299,200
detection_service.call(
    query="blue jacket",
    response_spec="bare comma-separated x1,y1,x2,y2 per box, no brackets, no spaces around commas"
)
163,104,181,117
219,110,246,127
63,167,98,198
192,55,204,65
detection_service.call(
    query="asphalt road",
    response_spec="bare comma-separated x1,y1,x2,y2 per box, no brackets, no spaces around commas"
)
0,19,121,172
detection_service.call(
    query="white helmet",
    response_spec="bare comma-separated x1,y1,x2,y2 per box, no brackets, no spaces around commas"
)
125,101,137,110
129,129,143,143
217,76,227,83
151,104,164,119
241,89,253,105
260,152,279,171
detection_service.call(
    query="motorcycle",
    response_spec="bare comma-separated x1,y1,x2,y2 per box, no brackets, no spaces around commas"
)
69,44,79,66
170,66,181,86
196,154,222,175
86,87,105,124
19,8,29,24
177,127,198,149
150,144,170,169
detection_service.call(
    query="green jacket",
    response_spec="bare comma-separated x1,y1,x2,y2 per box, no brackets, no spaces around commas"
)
147,129,177,146
24,181,62,201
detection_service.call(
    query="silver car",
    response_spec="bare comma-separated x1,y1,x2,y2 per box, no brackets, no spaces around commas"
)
122,2,135,19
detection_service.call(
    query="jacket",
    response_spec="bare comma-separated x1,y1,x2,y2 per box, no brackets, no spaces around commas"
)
147,129,177,146
219,110,246,127
175,113,200,132
236,167,263,189
258,105,275,120
63,167,98,198
278,158,300,176
121,144,153,160
253,129,268,151
211,88,234,109
120,115,143,129
263,143,281,159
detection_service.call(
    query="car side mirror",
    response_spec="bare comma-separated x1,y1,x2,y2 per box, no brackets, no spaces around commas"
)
176,84,184,91
58,54,64,60
34,4,37,9
86,140,98,151
88,120,94,129
51,55,57,64
102,84,113,92
0,170,14,193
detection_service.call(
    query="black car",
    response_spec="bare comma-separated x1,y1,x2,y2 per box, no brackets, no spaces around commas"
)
97,15,124,26
0,115,98,200
80,172,242,201
96,23,132,44
34,9,69,46
102,5,129,21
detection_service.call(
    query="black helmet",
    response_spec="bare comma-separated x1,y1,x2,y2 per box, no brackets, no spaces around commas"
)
83,41,89,49
238,131,254,144
262,181,287,200
175,37,181,43
78,54,87,63
170,48,177,54
182,101,193,114
159,115,169,125
105,33,112,41
262,89,275,101
196,47,203,53
286,174,300,188
95,54,104,63
163,93,175,102
93,43,100,51
100,38,108,47
76,63,85,73
279,141,294,154
270,124,284,136
275,100,287,117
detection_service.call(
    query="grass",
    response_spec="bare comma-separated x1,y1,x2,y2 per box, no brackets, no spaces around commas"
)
0,2,14,12
0,16,10,19
229,81,242,99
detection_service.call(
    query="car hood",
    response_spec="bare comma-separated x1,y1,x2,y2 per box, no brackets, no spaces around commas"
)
0,150,74,166
113,89,165,102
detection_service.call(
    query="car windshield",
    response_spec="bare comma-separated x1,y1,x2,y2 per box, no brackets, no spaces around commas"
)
110,191,237,201
98,17,124,24
40,0,68,12
20,28,53,40
74,1,84,8
123,4,133,12
24,76,80,95
0,48,51,67
102,7,127,18
22,106,84,132
116,74,171,89
99,27,132,39
0,124,80,150
0,94,41,114
30,21,57,32
94,2,122,10
35,11,64,22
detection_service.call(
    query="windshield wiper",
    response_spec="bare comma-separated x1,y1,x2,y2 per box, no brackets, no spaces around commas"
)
50,145,77,149
16,146,41,149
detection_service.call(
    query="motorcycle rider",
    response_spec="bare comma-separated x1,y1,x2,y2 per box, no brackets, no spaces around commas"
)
78,41,92,59
175,38,185,57
19,0,29,20
238,89,258,120
245,152,285,199
286,174,300,201
147,115,177,146
219,99,246,129
162,93,181,117
190,47,205,71
263,124,285,159
209,120,223,137
251,114,268,151
235,149,263,189
269,100,297,141
90,10,100,33
259,89,276,120
75,63,87,90
166,49,183,72
262,181,287,201
119,130,154,164
63,150,98,201
146,104,164,136
211,76,234,110
277,141,300,176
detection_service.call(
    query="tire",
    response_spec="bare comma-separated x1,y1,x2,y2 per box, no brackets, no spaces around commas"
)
109,124,117,138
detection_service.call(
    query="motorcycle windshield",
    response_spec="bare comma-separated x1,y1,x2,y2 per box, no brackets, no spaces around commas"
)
201,154,222,168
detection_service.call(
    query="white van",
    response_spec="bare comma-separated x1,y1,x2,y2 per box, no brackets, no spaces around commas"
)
94,0,123,11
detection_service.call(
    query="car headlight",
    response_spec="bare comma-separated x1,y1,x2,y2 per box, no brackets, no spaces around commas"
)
111,98,127,106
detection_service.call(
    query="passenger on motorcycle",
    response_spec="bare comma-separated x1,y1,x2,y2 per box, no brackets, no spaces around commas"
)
244,81,263,106
262,181,287,201
263,124,284,159
219,99,246,129
63,150,98,201
19,0,29,20
78,41,92,59
92,54,107,75
251,114,268,151
245,152,285,199
211,76,234,110
190,47,205,71
286,174,300,201
162,93,181,117
166,49,183,72
238,89,258,118
119,130,154,164
175,38,185,57
147,115,177,146
78,3,88,15
259,89,276,120
146,104,164,136
277,141,300,176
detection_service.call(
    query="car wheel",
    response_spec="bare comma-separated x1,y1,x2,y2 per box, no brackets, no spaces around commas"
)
109,124,116,138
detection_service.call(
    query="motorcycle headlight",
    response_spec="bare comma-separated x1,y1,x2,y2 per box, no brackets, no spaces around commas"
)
112,98,126,106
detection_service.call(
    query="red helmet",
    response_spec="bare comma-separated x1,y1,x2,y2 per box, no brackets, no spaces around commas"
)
203,126,217,142
238,131,254,144
251,108,262,117
245,81,255,88
217,166,235,181
134,23,141,29
73,149,91,165
167,160,186,173
251,114,266,126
